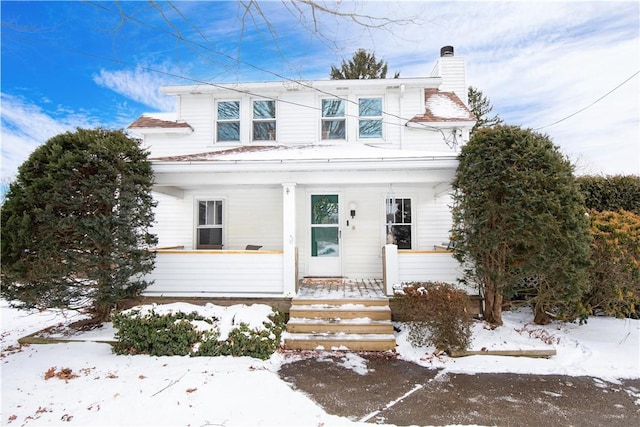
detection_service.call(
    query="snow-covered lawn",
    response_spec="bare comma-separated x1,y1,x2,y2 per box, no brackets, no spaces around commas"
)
1,299,638,426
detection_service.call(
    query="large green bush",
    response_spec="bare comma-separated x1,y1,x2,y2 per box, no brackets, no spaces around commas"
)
394,282,473,352
452,125,592,325
585,210,640,318
577,175,640,215
112,306,285,360
1,128,157,321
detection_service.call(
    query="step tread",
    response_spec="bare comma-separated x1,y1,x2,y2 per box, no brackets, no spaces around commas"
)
283,332,396,341
290,304,391,311
287,318,392,325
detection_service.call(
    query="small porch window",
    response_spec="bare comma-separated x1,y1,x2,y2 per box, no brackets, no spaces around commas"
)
216,101,240,142
253,100,276,141
321,98,345,140
197,200,223,249
359,97,382,139
386,197,412,249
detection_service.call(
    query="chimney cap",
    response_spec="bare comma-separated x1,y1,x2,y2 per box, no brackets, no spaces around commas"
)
440,46,454,57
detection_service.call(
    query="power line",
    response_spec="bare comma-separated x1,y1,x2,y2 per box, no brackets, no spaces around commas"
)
83,1,442,129
534,70,640,131
5,30,448,134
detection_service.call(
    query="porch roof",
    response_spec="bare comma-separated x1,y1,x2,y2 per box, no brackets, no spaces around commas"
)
151,145,458,195
152,144,456,164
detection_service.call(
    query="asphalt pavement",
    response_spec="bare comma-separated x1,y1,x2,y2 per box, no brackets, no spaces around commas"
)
277,352,640,426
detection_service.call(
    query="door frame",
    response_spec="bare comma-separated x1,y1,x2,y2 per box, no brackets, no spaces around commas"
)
306,191,343,277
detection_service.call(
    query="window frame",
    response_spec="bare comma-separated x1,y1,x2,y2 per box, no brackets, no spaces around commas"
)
196,199,224,249
358,97,383,140
321,98,346,141
252,99,277,141
385,197,413,249
216,100,241,143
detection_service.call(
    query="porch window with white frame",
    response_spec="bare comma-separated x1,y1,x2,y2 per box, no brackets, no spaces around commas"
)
321,98,346,140
197,200,224,249
385,197,412,249
358,97,382,139
253,99,276,141
216,101,240,142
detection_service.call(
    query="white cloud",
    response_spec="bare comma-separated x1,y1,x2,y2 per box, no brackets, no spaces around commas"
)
93,65,177,111
348,1,640,175
0,93,102,180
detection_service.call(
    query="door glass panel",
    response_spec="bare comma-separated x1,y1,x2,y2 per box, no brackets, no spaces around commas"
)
311,195,338,224
311,227,339,257
311,194,339,257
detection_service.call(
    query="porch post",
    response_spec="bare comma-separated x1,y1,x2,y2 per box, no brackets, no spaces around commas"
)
383,244,399,296
282,182,297,296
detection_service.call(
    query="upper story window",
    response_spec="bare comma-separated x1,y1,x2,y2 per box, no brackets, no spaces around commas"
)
385,197,412,249
216,101,240,142
321,98,345,140
197,200,223,249
358,97,383,139
253,100,276,141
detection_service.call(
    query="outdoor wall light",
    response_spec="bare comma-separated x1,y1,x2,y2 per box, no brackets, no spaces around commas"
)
349,202,357,219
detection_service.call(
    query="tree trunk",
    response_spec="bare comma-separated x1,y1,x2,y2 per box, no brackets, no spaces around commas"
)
483,279,503,326
533,302,552,325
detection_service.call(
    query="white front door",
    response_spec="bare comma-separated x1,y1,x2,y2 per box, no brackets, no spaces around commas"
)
307,193,342,276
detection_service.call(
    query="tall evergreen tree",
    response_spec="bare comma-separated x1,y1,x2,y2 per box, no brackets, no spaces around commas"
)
330,48,399,79
468,86,503,134
451,125,592,325
1,128,158,321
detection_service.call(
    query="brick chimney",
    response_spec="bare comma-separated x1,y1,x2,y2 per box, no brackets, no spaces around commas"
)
430,46,468,107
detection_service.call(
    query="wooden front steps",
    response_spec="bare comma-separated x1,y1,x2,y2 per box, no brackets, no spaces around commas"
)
284,298,396,351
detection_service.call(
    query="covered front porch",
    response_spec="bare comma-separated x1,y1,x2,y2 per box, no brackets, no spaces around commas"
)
142,245,464,299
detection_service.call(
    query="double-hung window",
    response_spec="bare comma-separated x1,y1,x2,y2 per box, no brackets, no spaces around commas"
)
358,97,383,139
197,200,223,249
253,100,276,141
216,101,240,142
385,198,412,249
321,98,346,140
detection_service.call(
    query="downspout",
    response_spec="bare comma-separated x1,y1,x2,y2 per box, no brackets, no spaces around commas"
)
399,84,405,150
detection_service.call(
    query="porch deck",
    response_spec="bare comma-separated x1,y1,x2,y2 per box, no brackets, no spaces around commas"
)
297,278,386,299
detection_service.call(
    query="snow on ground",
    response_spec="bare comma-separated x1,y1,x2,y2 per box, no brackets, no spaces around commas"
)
1,299,639,426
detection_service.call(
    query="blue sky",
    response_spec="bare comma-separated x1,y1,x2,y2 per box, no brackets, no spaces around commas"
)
2,1,639,183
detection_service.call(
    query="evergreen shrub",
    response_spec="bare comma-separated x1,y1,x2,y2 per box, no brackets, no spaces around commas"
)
577,175,640,215
112,307,285,359
585,210,640,318
394,282,473,351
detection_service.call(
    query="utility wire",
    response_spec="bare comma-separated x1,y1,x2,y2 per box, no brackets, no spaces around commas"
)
83,0,445,130
534,70,640,130
5,31,450,133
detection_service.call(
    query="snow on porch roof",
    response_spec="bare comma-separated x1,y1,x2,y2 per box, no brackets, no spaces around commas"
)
152,144,455,163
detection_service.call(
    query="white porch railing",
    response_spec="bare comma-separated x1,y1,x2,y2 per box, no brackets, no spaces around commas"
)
144,249,286,297
382,244,469,296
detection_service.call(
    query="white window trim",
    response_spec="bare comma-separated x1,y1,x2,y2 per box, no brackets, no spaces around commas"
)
252,99,277,142
320,97,346,141
194,198,226,249
357,96,384,141
215,100,241,144
383,195,415,250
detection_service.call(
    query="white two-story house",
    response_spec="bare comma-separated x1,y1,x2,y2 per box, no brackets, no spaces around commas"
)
128,46,476,300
